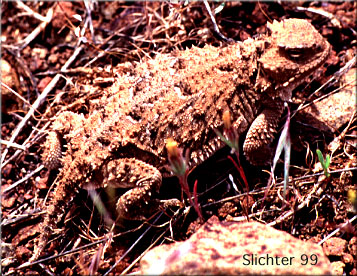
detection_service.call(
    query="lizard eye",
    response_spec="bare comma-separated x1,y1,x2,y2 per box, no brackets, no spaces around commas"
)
280,47,307,60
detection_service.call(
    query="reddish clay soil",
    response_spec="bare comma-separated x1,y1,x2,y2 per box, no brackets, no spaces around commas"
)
1,2,356,275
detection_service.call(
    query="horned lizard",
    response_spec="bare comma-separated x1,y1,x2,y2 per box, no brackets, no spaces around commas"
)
30,19,330,262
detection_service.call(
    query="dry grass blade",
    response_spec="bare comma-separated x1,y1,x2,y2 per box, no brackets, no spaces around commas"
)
203,0,230,42
102,213,164,276
13,238,109,273
2,2,356,275
3,165,44,194
120,224,171,275
16,5,54,50
1,46,83,166
318,215,357,245
83,0,96,44
292,56,356,118
0,139,26,151
296,6,342,28
1,82,35,110
270,104,291,199
15,1,50,22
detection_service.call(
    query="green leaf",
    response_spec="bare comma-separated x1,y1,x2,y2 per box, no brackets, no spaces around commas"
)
316,149,331,177
325,155,331,169
316,149,325,166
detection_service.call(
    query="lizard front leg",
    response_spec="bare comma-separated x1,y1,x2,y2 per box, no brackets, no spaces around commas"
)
102,158,179,222
243,100,285,165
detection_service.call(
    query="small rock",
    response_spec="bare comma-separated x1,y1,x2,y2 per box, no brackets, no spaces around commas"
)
23,193,33,200
63,267,74,276
217,201,237,218
330,261,345,276
48,53,58,64
323,237,347,256
38,76,53,92
36,175,49,189
297,67,355,134
32,47,47,59
140,216,332,275
1,163,13,178
1,59,19,90
52,2,76,29
348,236,356,256
1,59,22,113
341,253,353,265
1,195,16,208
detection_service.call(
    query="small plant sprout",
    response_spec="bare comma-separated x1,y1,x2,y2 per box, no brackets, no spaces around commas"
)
215,110,239,154
347,189,357,212
215,110,249,193
316,149,331,178
166,138,187,176
166,138,203,220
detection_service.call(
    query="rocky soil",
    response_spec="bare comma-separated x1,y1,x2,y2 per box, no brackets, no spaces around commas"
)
1,1,356,275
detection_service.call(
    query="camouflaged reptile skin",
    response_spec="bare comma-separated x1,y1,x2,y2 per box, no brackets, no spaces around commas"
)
31,19,330,262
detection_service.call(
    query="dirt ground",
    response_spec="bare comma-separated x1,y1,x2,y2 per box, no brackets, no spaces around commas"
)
1,1,356,275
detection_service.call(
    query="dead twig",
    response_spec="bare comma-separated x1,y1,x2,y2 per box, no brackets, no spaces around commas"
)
0,139,26,151
12,238,108,274
318,214,357,246
267,182,324,227
296,6,342,29
103,213,163,276
0,121,50,169
328,111,356,156
15,1,51,22
16,5,54,50
1,46,83,166
292,56,356,118
1,82,36,111
203,0,231,42
3,165,44,194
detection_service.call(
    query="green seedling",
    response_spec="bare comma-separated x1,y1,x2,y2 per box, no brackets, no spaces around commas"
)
214,110,249,193
166,138,203,220
215,110,250,219
316,149,331,177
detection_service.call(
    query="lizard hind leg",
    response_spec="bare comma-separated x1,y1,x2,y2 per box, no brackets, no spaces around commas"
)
102,158,164,222
243,101,285,166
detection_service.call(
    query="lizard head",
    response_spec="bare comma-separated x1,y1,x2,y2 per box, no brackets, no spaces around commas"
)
258,18,331,101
